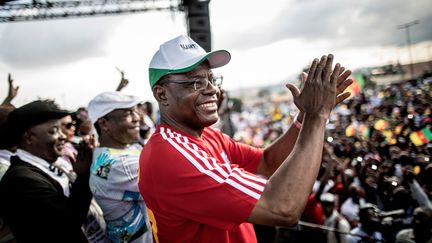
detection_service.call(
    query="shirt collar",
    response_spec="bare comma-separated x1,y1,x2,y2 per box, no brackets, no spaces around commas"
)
0,149,14,162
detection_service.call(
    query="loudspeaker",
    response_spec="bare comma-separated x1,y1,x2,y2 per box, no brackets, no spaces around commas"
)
188,16,210,31
184,0,212,51
187,1,209,16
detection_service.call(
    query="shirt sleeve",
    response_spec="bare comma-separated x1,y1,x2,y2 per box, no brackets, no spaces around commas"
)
213,128,264,173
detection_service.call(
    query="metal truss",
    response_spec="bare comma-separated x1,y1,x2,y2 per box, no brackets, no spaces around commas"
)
0,0,183,22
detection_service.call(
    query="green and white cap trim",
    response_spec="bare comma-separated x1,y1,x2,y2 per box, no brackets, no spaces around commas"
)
148,35,231,88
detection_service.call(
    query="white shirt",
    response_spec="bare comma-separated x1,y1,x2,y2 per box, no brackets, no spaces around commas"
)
0,149,14,166
347,226,383,243
324,210,351,243
0,149,14,181
90,146,152,243
341,198,366,223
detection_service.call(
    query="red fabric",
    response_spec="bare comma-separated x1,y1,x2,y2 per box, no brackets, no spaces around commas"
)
139,125,266,243
334,182,344,193
301,194,324,225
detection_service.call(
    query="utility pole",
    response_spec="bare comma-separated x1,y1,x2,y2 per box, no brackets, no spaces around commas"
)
429,44,432,70
398,20,419,79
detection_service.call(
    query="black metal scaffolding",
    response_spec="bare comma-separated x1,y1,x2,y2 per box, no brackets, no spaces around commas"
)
0,0,213,50
0,0,181,22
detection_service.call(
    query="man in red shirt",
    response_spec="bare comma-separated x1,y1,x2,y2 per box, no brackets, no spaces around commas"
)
139,35,353,243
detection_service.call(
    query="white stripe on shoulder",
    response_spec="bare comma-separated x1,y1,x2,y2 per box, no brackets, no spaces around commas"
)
160,127,224,183
167,128,266,187
159,127,265,199
232,167,267,184
167,128,230,178
226,179,261,199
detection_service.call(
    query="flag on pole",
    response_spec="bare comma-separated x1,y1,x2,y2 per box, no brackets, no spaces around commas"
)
383,130,397,145
374,119,390,131
354,73,365,89
345,124,356,137
409,127,432,146
346,73,366,97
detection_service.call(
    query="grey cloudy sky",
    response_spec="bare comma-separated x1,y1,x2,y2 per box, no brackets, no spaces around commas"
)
0,0,431,109
0,17,120,68
215,0,432,49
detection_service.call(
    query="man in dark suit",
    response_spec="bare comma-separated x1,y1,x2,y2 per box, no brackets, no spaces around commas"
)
0,100,94,242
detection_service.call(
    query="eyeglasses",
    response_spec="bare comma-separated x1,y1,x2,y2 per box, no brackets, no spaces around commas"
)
63,121,76,129
162,75,223,91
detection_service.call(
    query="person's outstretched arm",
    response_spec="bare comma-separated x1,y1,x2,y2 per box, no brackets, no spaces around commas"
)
115,68,129,91
248,54,346,226
405,170,432,209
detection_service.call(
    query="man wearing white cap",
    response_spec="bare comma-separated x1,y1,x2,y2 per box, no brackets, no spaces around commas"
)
139,35,353,242
321,192,351,243
87,91,152,243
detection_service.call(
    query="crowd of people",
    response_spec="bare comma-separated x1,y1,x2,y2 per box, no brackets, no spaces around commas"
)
0,34,431,243
225,76,432,242
0,72,156,242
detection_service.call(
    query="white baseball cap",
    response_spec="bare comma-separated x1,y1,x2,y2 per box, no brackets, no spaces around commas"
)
320,192,336,203
87,91,141,124
148,35,231,88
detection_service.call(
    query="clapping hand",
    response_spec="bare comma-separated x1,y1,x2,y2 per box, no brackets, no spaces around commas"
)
287,58,353,115
287,54,341,119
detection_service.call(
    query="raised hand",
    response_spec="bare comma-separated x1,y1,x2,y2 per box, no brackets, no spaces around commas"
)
72,135,96,176
287,54,341,119
115,67,129,91
116,78,129,91
2,73,19,105
403,168,415,183
64,149,78,163
8,73,19,99
289,65,353,110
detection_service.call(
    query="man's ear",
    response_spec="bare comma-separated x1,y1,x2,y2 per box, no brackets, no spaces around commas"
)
153,85,169,106
97,118,110,133
22,130,34,146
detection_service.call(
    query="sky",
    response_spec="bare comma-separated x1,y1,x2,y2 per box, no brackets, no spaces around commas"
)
0,0,432,110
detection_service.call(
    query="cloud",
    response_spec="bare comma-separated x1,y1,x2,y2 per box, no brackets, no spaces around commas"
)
214,0,432,50
0,16,125,68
